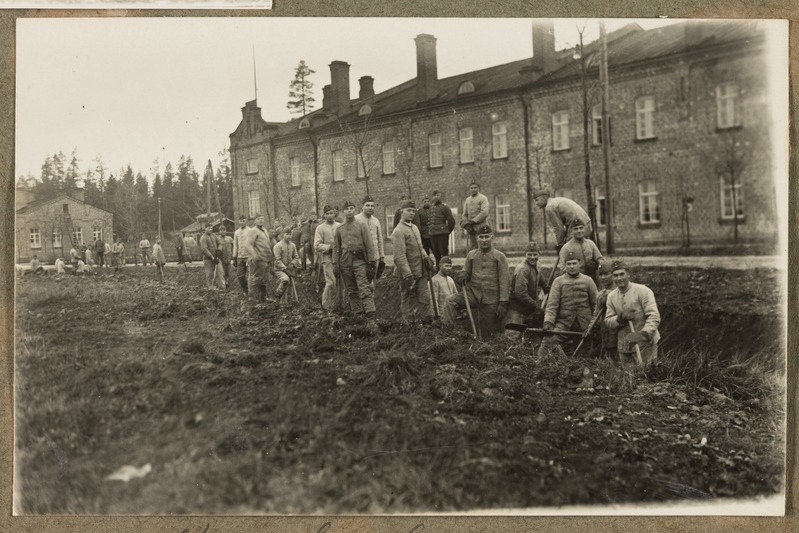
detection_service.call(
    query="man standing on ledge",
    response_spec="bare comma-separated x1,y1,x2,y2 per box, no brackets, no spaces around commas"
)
460,182,489,251
333,201,377,318
604,260,661,366
532,189,592,250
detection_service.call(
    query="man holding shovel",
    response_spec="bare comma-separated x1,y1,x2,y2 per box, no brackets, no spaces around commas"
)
391,200,435,324
538,252,598,358
314,205,341,312
604,260,661,366
273,229,302,302
443,224,509,338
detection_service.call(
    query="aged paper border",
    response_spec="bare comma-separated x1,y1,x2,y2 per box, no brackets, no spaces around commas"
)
1,2,796,531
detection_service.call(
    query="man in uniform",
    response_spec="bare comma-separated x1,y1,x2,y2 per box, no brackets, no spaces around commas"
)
460,182,489,251
507,241,548,333
152,236,166,281
94,237,106,268
69,244,81,275
139,235,152,265
217,227,233,287
273,229,301,301
112,238,125,272
532,189,592,249
591,261,617,359
431,256,458,317
604,260,661,366
428,189,456,266
299,214,315,273
200,225,225,290
175,233,186,264
333,201,377,317
244,214,276,303
391,200,434,324
314,205,342,311
417,196,433,256
393,194,421,231
539,251,598,357
558,221,603,277
443,224,509,338
354,195,385,282
233,216,253,294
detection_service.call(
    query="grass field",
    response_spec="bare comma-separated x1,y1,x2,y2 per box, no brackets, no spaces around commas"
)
13,265,785,514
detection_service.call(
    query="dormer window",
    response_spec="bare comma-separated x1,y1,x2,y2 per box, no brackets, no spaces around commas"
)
358,104,372,116
298,118,311,129
457,81,475,95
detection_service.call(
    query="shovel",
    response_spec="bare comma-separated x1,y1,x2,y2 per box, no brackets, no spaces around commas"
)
290,275,299,303
504,323,583,336
628,321,644,366
462,284,478,339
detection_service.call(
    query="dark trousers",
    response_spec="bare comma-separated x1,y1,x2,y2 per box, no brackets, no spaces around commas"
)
176,248,185,264
236,257,249,294
96,251,104,268
421,237,432,256
429,234,450,264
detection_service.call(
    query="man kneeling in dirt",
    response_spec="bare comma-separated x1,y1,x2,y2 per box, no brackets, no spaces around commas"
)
538,252,597,358
604,260,661,365
443,224,509,338
506,241,548,335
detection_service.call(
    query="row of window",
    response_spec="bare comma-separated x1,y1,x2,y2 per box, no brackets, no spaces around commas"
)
28,228,103,249
551,82,741,151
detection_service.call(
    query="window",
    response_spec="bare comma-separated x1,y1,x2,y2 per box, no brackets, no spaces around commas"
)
635,96,656,139
457,81,475,95
495,195,511,232
552,111,570,151
459,127,474,163
385,206,395,237
72,227,83,246
332,150,344,182
382,141,395,175
290,157,300,187
298,118,310,129
93,228,103,242
356,152,365,179
428,133,443,168
595,187,607,227
248,190,259,217
492,122,508,159
716,82,740,129
358,104,372,116
245,158,258,174
720,176,745,219
53,229,62,248
29,228,41,249
638,181,660,224
592,105,612,145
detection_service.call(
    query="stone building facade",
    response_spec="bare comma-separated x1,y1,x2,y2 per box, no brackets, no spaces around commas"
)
229,20,777,255
15,188,114,263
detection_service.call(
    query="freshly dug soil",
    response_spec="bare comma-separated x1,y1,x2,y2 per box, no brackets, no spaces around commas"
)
13,265,784,514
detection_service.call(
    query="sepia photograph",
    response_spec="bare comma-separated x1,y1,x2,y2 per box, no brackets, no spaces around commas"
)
12,16,789,516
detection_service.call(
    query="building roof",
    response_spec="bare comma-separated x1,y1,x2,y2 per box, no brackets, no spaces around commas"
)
238,20,763,141
15,192,113,216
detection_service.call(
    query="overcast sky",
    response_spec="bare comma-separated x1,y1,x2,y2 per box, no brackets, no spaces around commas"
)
16,17,678,181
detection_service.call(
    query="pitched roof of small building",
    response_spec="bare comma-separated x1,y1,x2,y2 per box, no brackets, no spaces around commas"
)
15,192,113,216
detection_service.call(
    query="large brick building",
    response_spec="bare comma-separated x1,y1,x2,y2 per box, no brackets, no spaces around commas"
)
229,20,776,255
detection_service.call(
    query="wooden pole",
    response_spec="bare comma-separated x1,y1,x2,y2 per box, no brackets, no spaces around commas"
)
599,20,615,254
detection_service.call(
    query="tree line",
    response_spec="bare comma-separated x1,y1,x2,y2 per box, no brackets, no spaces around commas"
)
17,148,234,242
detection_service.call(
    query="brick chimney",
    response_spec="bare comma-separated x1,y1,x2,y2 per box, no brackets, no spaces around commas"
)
415,34,439,102
531,20,557,74
329,61,351,115
358,76,375,100
322,84,332,110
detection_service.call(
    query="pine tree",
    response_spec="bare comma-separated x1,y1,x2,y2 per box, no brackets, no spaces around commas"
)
287,60,316,117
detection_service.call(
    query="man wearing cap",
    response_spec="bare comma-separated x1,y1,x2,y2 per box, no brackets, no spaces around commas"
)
200,225,225,290
393,194,422,231
443,224,510,337
431,256,458,315
355,195,385,281
558,221,603,277
428,189,456,266
216,227,234,287
591,261,618,358
604,261,661,365
175,233,186,264
507,241,549,332
273,228,302,301
299,214,315,272
418,196,433,256
334,201,377,317
314,205,342,311
139,235,152,266
460,182,490,251
233,216,254,293
244,214,276,303
539,251,598,357
532,189,592,249
391,200,435,323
